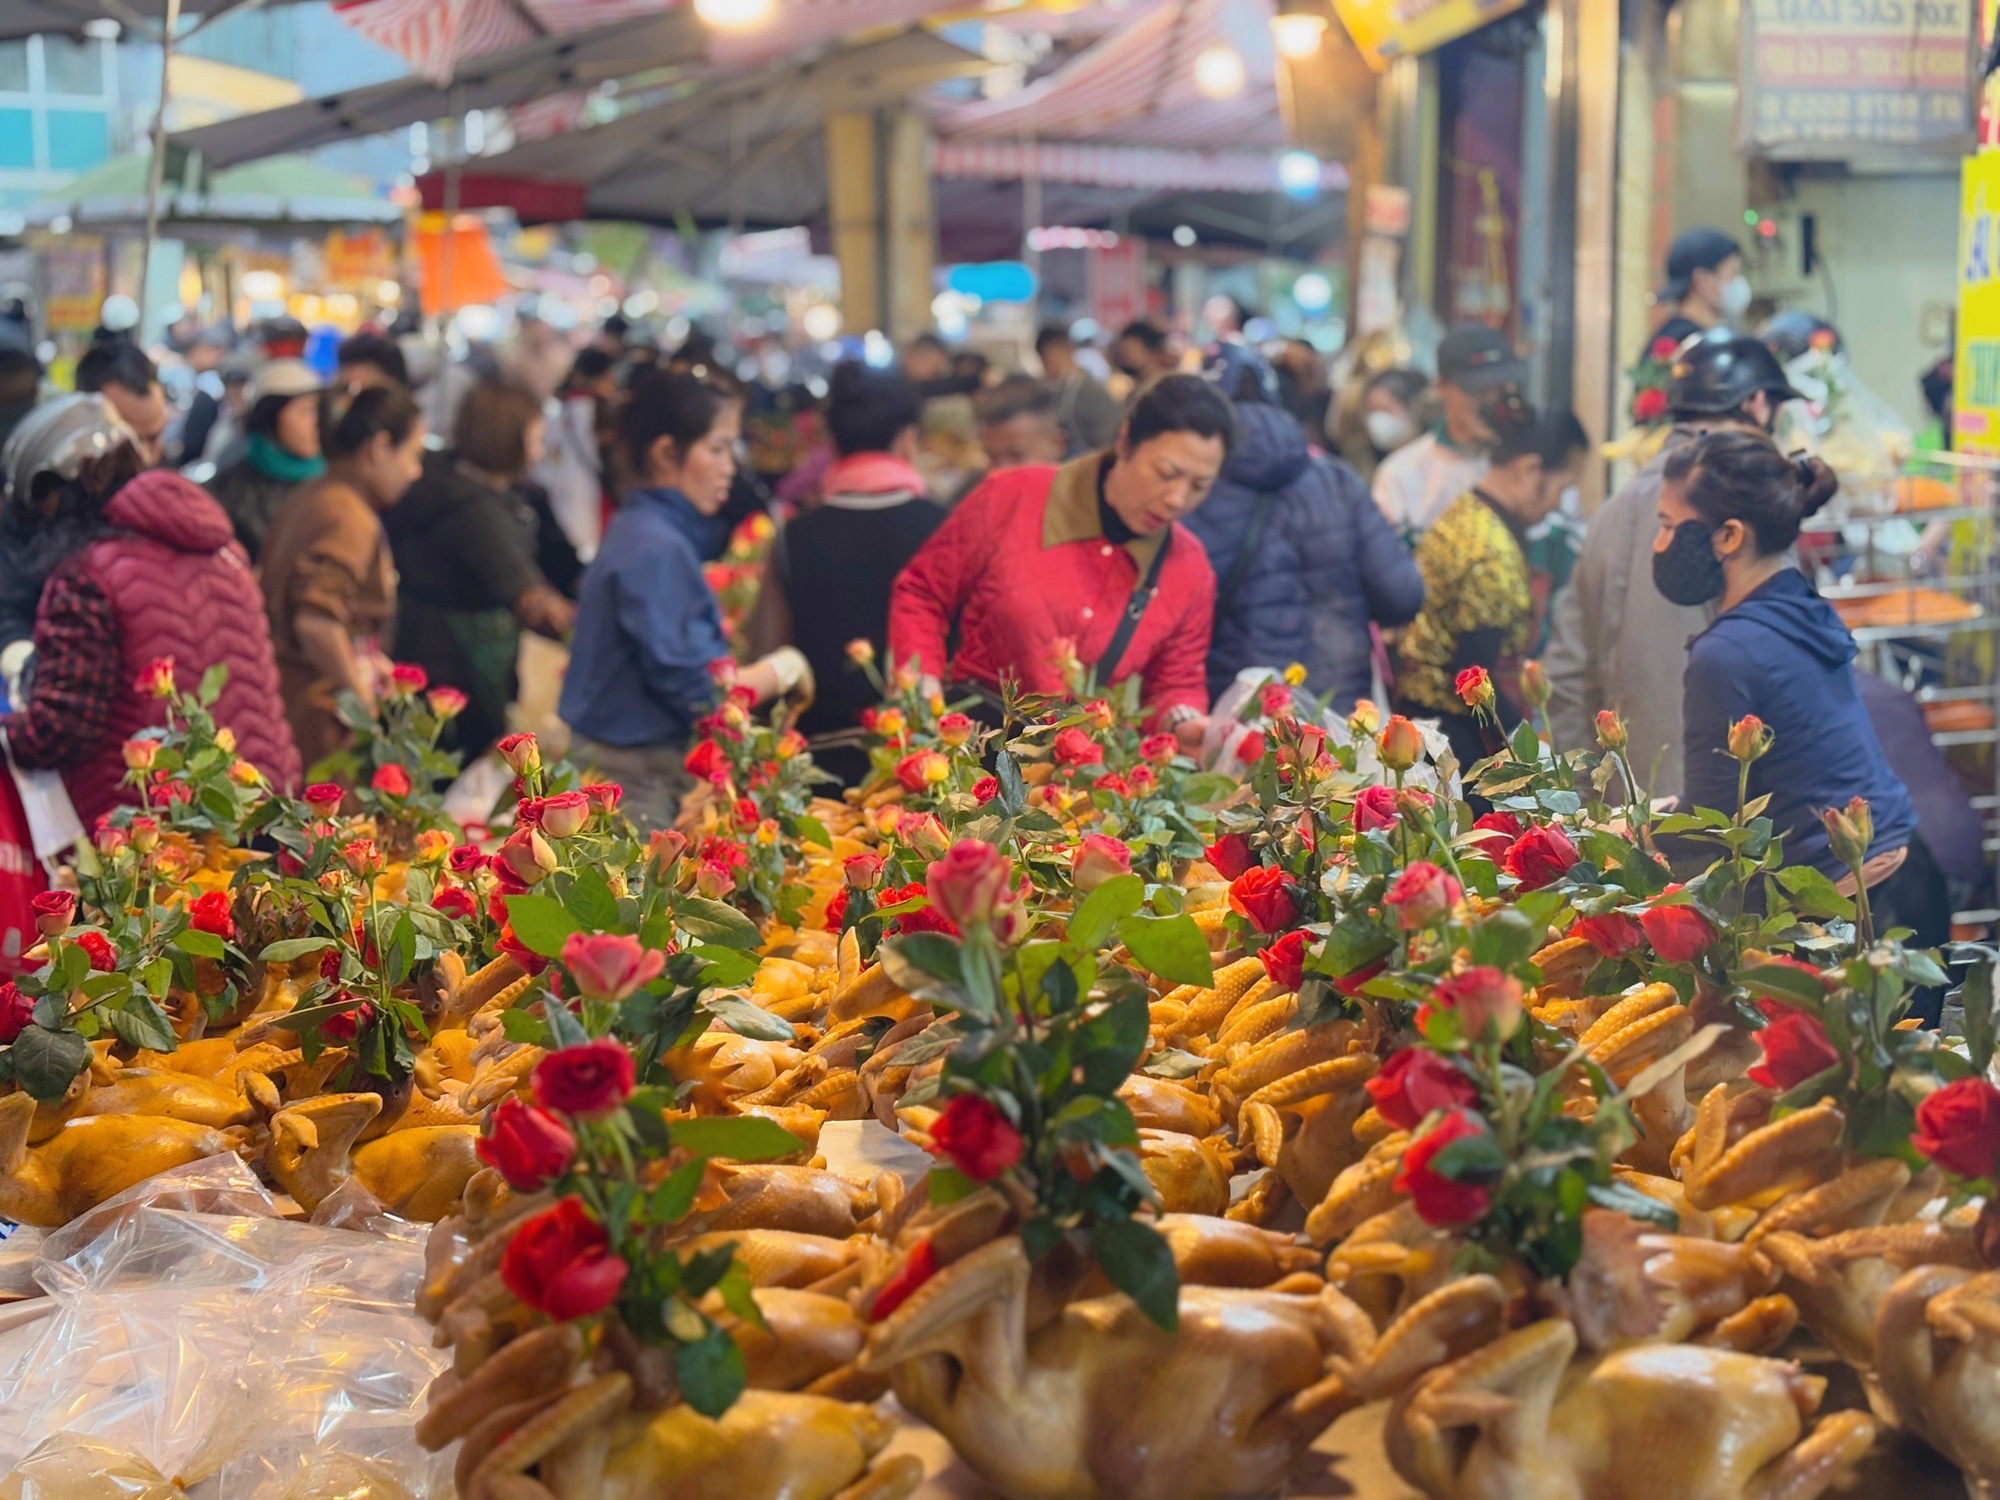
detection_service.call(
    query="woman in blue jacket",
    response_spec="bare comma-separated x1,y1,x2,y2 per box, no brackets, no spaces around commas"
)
1183,347,1423,712
559,372,809,831
1656,431,1949,992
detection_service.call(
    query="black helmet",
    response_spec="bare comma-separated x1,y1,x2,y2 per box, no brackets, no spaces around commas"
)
1667,328,1803,417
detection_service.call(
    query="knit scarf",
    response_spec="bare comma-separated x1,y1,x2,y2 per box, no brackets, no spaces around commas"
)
247,431,327,484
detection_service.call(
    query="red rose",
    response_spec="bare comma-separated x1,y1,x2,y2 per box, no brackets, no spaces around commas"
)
1571,911,1648,959
478,1097,577,1190
448,845,488,876
497,733,542,775
929,1092,1023,1181
1140,733,1178,765
1650,335,1681,361
1236,731,1267,765
1640,902,1714,964
500,1196,629,1321
927,839,1016,930
303,782,347,815
31,890,75,937
1385,861,1461,930
1259,930,1308,991
389,662,429,694
75,931,115,972
533,1038,636,1118
1092,772,1130,797
582,783,623,816
1395,1108,1494,1226
496,923,550,977
432,886,478,922
1228,866,1300,934
1465,811,1523,860
1454,665,1495,711
1333,957,1387,998
1366,1047,1482,1131
824,888,851,931
1072,834,1133,893
560,932,665,1003
1913,1078,2000,1182
134,656,176,699
1205,833,1256,880
1632,386,1670,423
0,982,33,1043
683,739,726,781
320,948,343,981
1052,727,1103,767
1352,785,1403,833
1429,966,1523,1041
1747,1009,1840,1091
868,1237,938,1321
427,686,468,720
1503,824,1579,890
187,890,235,941
321,998,373,1044
370,763,412,799
539,790,592,840
972,775,1001,805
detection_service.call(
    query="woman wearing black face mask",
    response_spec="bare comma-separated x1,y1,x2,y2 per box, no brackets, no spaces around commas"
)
1658,432,1948,1005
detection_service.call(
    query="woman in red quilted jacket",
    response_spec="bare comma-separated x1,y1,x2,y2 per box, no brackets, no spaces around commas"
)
888,375,1231,743
0,395,300,828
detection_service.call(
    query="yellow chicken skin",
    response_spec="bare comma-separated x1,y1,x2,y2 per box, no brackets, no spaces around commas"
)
545,1389,920,1500
0,1091,245,1227
1387,1317,1875,1500
77,1069,264,1130
266,1092,480,1221
1870,1263,2000,1480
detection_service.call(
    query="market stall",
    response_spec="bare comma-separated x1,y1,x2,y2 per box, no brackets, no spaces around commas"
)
0,637,1991,1497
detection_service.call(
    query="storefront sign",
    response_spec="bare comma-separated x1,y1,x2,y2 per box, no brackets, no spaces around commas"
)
1954,150,2000,453
1332,0,1529,70
40,236,105,332
1741,0,1976,158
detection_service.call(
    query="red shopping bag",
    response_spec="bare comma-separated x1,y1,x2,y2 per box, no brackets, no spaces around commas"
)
0,767,46,976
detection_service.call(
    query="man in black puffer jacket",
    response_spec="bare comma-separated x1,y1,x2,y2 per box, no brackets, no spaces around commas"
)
1184,349,1424,711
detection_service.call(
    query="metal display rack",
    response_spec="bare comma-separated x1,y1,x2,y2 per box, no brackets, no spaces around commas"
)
1821,451,2000,931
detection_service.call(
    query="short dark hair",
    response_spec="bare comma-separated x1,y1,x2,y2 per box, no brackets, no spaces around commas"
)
825,361,920,457
975,374,1058,429
336,331,408,387
567,348,617,388
1491,405,1588,469
0,349,40,409
75,341,157,396
1663,429,1837,555
324,383,422,461
910,333,948,354
1124,373,1234,454
1116,320,1168,354
1034,325,1072,357
1364,367,1428,408
622,369,731,474
453,381,544,479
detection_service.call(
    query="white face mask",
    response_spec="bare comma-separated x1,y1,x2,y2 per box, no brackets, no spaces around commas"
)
1719,274,1753,321
1366,409,1415,451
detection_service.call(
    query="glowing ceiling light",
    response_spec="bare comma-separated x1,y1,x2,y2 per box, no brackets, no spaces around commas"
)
1193,44,1245,99
1292,271,1332,311
1270,13,1326,58
1277,149,1322,197
695,0,776,30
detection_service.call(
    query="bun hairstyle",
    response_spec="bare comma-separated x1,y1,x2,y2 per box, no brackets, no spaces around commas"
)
1662,429,1837,555
323,384,421,461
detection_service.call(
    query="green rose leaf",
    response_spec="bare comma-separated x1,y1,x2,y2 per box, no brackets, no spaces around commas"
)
675,1326,747,1418
1092,1215,1180,1332
504,893,582,958
674,897,761,950
10,1024,92,1104
1116,913,1213,988
669,1115,806,1162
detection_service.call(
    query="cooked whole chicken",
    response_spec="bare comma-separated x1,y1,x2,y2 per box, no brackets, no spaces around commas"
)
1871,1264,2000,1476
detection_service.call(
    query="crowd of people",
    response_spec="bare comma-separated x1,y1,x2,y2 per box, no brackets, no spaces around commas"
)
0,240,1984,986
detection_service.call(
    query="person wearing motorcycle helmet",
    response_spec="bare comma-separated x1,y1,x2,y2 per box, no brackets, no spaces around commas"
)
1758,310,1840,364
0,395,299,826
1544,328,1803,793
1647,227,1751,359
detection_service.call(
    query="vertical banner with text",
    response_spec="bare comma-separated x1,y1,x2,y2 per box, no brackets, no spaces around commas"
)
1954,151,2000,453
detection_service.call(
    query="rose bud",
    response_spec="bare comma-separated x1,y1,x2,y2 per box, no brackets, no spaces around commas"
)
135,657,176,699
75,930,116,972
1071,834,1133,894
844,852,885,891
1912,1078,2000,1182
1519,658,1550,708
427,686,468,719
928,1092,1023,1182
496,733,542,775
1236,731,1266,765
972,775,1001,805
341,838,384,878
1394,1109,1494,1226
31,889,76,937
1377,715,1425,772
532,1037,637,1117
1385,861,1461,930
0,982,33,1044
901,813,951,861
412,828,453,866
1260,681,1295,720
122,737,160,772
1083,699,1116,731
1726,715,1774,763
1051,727,1103,767
303,782,346,816
1640,902,1715,964
560,931,666,1002
431,886,478,922
538,791,592,840
1258,929,1308,991
1502,823,1579,891
936,712,975,748
1823,796,1873,870
1595,710,1628,753
696,859,737,899
370,763,412,799
895,751,951,793
127,815,160,853
1748,1008,1840,1091
1227,867,1300,934
498,825,558,885
1571,911,1648,959
1428,966,1523,1042
187,890,235,941
499,1196,628,1320
845,638,876,666
926,839,1014,929
1366,1047,1481,1132
1348,699,1382,736
389,662,428,695
1454,666,1494,713
477,1097,576,1191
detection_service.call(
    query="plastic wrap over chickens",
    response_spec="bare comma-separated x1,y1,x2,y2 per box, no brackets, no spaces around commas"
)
0,1154,451,1499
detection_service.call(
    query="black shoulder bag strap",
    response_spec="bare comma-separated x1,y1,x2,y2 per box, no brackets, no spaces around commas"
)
1214,491,1275,616
1094,532,1172,682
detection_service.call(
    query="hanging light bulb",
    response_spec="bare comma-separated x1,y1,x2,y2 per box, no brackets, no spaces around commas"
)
1193,44,1245,99
1269,13,1326,58
695,0,776,30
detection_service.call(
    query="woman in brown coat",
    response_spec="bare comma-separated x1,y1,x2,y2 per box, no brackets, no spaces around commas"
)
260,385,426,769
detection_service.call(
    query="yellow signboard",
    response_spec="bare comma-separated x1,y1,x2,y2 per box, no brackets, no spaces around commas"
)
1332,0,1530,70
1955,150,2000,455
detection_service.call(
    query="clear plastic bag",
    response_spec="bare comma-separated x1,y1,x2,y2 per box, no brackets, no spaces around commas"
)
0,1155,451,1499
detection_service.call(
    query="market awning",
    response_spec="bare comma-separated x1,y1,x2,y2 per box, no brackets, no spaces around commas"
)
0,0,317,41
19,151,402,229
169,9,708,169
932,138,1346,195
934,0,1287,152
412,29,987,227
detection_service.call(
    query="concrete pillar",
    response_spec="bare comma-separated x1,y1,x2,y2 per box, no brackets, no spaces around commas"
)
1570,0,1621,511
884,108,935,346
825,109,882,336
